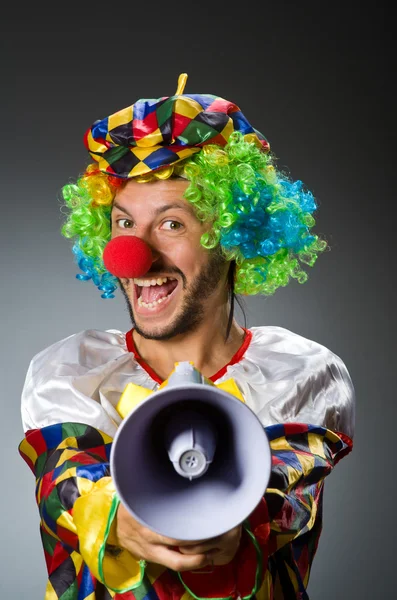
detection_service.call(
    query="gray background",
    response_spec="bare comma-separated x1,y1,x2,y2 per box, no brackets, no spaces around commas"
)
1,3,393,598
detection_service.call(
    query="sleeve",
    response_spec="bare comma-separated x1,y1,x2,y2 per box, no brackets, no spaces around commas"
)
19,422,145,594
308,350,356,440
275,349,356,440
178,423,353,599
230,326,356,441
20,329,129,437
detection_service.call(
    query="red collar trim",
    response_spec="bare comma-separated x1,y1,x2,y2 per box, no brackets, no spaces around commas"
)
125,328,253,385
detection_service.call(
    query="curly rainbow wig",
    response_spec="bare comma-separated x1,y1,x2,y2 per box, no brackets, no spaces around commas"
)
61,75,327,299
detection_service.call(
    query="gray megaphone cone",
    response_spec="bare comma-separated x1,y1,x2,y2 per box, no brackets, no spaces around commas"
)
110,362,272,541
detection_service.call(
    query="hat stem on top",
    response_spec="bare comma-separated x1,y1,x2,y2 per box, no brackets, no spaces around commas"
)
175,73,188,95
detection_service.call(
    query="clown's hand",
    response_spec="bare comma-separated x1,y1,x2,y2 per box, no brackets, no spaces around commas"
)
176,523,242,566
116,502,213,572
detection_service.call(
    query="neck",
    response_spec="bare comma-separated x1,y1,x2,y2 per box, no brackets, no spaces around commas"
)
132,305,245,381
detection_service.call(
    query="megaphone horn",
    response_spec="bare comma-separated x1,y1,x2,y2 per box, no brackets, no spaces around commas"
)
110,362,272,541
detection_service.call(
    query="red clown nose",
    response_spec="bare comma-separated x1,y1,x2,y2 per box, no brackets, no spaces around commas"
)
103,236,153,279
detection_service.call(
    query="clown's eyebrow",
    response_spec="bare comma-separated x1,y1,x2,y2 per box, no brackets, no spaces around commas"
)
112,201,195,218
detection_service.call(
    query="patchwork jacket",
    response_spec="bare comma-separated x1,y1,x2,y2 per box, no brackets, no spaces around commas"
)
19,326,355,599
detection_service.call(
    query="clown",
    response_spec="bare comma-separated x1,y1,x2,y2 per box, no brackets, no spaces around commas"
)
19,74,355,599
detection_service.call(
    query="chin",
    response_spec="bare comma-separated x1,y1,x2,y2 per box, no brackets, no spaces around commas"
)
133,311,202,341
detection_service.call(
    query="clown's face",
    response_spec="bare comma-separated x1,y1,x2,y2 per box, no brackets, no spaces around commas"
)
111,178,229,340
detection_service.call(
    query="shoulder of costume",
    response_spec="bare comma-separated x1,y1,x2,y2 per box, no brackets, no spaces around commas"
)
247,324,352,367
245,325,355,438
26,328,129,372
248,324,329,349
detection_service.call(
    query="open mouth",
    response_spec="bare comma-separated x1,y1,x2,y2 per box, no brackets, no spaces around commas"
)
134,276,179,309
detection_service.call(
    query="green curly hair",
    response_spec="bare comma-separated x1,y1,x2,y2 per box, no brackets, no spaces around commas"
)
61,131,327,299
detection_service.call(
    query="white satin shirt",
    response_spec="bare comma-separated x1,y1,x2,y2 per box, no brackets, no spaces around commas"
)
21,326,355,439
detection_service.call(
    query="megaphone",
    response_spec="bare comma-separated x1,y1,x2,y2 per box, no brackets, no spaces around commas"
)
110,362,272,541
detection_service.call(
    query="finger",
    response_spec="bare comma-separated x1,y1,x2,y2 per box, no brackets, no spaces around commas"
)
150,533,199,546
128,522,166,545
212,554,234,566
136,529,195,548
149,525,241,550
178,526,241,554
151,545,210,572
176,536,222,547
178,542,221,555
176,526,241,547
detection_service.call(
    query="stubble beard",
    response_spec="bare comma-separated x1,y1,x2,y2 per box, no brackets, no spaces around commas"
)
119,251,228,341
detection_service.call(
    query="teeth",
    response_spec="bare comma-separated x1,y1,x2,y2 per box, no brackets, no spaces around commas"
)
135,276,178,309
134,276,174,287
138,296,168,308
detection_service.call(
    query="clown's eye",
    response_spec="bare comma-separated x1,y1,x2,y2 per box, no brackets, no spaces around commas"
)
117,218,134,229
161,220,183,231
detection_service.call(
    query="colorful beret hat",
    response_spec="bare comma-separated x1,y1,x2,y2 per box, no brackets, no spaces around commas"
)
84,73,270,179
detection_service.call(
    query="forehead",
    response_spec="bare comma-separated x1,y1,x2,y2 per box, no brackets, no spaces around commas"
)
113,177,192,212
